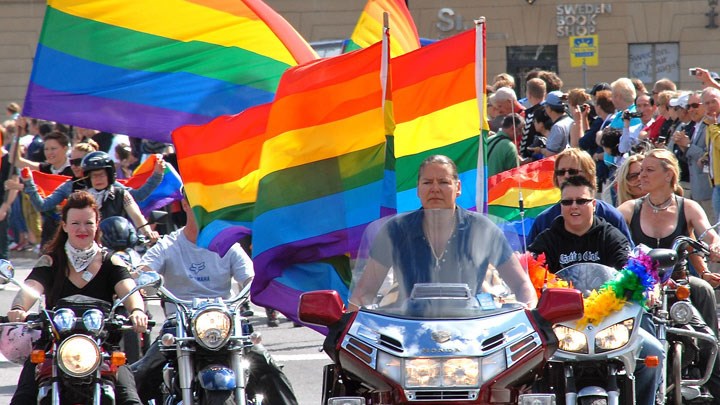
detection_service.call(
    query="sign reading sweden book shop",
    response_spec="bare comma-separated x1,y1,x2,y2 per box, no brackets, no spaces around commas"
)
569,35,599,67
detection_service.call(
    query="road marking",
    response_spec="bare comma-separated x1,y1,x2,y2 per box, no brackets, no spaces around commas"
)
274,353,329,361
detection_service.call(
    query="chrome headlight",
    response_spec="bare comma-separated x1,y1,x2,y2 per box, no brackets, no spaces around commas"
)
670,301,694,325
82,309,104,334
57,335,101,377
193,308,232,350
554,325,588,353
595,319,634,352
405,358,443,387
53,308,76,333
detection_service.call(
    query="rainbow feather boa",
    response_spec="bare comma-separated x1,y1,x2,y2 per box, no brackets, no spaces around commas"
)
520,250,660,327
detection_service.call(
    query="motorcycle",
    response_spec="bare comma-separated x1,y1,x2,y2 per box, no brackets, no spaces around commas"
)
298,208,585,405
145,272,261,405
654,234,720,404
0,259,157,405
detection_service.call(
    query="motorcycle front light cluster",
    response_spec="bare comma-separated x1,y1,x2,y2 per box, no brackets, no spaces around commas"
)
669,301,694,324
193,308,231,350
377,351,504,388
52,308,76,333
57,335,101,377
554,325,588,353
595,319,634,352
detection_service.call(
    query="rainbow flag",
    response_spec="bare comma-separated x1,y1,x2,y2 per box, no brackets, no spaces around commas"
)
122,154,184,215
24,0,317,143
393,28,485,213
345,0,420,58
172,103,272,254
486,157,559,251
250,41,391,322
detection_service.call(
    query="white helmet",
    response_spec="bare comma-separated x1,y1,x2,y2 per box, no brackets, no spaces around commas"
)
0,325,40,364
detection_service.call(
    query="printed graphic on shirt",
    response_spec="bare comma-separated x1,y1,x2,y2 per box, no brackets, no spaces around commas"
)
559,251,600,267
187,262,209,282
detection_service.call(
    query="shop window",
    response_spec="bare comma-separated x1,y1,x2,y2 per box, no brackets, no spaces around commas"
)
628,43,679,84
311,40,345,57
506,46,558,98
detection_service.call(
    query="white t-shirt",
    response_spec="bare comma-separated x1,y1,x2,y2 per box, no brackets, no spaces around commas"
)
140,228,254,311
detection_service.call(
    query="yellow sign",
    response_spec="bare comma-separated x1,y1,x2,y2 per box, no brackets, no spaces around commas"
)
569,35,599,67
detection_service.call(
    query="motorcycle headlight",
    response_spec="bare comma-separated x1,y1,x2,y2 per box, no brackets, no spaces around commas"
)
193,309,231,350
52,308,76,333
554,325,588,353
595,319,634,352
82,309,104,334
442,358,479,387
670,301,694,325
57,335,101,377
480,349,506,382
405,358,442,387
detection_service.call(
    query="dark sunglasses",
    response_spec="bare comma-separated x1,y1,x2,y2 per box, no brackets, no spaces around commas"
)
69,158,82,166
554,168,581,176
626,172,641,181
560,198,593,206
688,102,703,109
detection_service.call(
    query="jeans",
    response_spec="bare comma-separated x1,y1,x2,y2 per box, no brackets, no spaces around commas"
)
713,186,720,224
635,313,664,405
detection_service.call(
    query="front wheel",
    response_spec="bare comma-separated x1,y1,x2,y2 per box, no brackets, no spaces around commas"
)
200,390,236,405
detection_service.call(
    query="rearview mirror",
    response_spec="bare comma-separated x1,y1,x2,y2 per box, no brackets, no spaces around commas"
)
298,290,345,326
536,288,584,324
0,259,15,284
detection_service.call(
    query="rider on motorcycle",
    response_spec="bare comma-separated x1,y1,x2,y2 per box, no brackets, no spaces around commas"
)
528,176,662,405
130,189,299,404
349,154,538,310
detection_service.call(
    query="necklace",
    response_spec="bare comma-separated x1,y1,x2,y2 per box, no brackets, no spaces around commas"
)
646,194,674,214
65,241,100,282
425,221,457,270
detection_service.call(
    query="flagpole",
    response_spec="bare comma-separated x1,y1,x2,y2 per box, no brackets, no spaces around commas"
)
474,17,487,214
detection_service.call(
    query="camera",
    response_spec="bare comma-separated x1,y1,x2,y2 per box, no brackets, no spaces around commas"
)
580,104,590,112
622,110,643,120
689,68,698,76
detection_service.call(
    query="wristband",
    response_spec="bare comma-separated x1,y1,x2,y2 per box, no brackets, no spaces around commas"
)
131,308,145,315
137,222,150,229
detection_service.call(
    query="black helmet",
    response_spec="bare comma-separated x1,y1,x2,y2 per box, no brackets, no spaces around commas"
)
100,216,138,250
81,151,116,184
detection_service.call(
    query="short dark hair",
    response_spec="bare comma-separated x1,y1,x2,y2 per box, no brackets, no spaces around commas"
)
600,127,622,156
560,175,596,194
417,154,458,182
502,113,524,129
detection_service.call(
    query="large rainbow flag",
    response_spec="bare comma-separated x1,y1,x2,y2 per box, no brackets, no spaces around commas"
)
344,0,420,58
24,0,317,143
393,28,485,213
250,41,391,321
487,157,559,251
172,103,272,254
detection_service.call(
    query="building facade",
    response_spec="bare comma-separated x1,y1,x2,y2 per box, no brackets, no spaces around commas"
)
2,0,720,111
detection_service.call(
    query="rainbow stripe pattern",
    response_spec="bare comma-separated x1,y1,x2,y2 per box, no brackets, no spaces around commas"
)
250,42,390,319
344,0,420,58
24,0,317,143
393,29,483,212
487,157,560,250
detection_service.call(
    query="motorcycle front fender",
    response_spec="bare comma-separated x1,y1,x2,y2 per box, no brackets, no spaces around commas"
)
197,365,237,391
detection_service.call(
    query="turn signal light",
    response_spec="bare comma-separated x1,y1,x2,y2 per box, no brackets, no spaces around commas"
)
645,356,660,368
676,285,691,301
30,350,45,364
110,352,126,366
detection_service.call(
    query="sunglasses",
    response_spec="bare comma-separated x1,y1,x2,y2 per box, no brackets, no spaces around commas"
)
626,172,641,181
554,168,581,176
69,158,82,166
560,198,594,206
688,102,703,109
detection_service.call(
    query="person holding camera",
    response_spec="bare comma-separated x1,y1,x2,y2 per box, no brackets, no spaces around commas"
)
619,92,656,154
531,90,573,157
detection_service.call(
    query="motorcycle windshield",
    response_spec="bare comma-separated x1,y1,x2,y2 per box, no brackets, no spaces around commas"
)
349,208,525,319
555,263,617,298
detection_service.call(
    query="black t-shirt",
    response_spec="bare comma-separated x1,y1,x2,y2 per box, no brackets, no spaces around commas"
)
38,162,73,177
26,252,131,308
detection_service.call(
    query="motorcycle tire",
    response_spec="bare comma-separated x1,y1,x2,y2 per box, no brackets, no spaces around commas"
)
579,396,607,405
200,390,236,405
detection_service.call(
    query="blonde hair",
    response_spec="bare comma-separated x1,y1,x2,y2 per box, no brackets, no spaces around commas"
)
553,148,597,189
616,154,644,204
73,142,98,155
567,88,591,108
644,148,684,195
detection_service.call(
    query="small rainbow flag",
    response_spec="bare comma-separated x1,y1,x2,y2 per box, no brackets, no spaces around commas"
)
122,154,184,215
487,157,560,251
24,0,317,142
344,0,420,58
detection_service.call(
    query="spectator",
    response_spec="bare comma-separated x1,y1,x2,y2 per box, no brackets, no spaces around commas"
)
568,88,592,148
519,78,547,160
703,87,720,222
579,89,615,190
487,114,521,176
533,90,573,157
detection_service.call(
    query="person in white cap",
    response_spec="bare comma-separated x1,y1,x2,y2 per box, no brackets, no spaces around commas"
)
532,90,573,157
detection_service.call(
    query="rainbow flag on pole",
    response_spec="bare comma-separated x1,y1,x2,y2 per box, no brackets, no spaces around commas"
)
393,28,484,213
250,41,391,320
344,0,420,58
172,103,272,254
24,0,317,143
